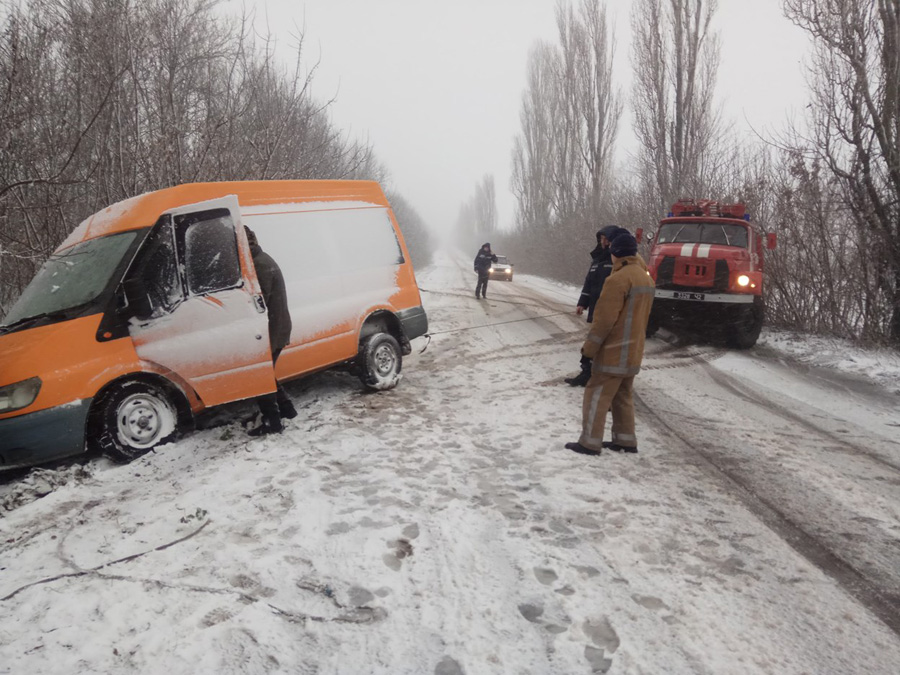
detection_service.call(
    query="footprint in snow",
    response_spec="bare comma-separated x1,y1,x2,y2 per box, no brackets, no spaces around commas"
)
519,600,572,634
583,616,620,653
434,656,464,675
383,538,414,571
632,594,668,611
200,607,234,628
533,567,558,585
584,646,613,674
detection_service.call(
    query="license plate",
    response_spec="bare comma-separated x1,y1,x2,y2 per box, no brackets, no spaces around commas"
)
673,291,705,301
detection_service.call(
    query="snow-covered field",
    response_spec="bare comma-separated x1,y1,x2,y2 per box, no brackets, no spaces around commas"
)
2,250,899,674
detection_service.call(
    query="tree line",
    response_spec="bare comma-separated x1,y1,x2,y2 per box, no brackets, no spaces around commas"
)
461,0,899,346
0,0,433,315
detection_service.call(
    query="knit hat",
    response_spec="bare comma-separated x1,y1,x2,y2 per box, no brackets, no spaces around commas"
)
596,225,619,242
609,231,638,257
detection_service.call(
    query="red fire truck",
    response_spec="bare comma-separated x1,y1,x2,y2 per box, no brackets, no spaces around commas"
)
641,199,776,348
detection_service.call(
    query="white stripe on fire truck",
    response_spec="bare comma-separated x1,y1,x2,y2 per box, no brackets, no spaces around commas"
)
680,244,695,257
697,244,711,258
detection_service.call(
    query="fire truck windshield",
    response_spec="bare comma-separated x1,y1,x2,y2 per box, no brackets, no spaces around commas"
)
656,222,749,248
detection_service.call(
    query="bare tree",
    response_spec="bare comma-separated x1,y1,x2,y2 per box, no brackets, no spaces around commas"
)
631,0,721,211
0,0,392,313
508,0,621,280
511,41,559,232
783,0,900,344
455,174,497,248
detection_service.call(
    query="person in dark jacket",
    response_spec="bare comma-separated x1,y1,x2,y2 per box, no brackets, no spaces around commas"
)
246,227,297,436
473,242,498,299
564,226,618,386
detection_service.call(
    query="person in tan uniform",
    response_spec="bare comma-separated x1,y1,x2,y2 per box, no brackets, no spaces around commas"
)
565,230,655,456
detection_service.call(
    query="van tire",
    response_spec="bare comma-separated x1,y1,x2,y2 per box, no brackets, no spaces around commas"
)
358,333,402,391
95,380,179,463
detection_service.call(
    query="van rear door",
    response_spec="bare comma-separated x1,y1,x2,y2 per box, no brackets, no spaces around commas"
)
127,196,276,407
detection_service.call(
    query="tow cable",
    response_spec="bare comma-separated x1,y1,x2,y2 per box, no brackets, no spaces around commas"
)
417,311,575,354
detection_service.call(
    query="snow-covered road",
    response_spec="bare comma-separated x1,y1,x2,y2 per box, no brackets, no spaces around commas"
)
2,250,900,674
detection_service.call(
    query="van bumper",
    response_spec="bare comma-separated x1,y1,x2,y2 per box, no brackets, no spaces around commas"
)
398,306,428,341
0,399,91,470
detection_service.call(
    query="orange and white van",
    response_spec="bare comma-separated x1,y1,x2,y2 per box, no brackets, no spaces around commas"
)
0,181,428,468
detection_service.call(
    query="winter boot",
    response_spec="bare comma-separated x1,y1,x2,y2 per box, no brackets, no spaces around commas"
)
602,441,638,453
564,370,590,387
276,387,297,419
565,442,601,456
248,394,284,437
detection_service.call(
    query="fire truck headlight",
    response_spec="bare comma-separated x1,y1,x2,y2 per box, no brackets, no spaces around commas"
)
737,274,750,287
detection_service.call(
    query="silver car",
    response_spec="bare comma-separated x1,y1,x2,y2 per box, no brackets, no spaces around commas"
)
489,255,513,281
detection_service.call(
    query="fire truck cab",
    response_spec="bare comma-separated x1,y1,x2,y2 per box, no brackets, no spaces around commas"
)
643,199,776,348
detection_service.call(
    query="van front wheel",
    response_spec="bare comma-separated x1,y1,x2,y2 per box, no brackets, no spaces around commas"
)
95,381,179,463
358,333,402,391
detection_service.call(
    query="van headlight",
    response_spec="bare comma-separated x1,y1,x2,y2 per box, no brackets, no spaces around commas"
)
737,275,750,287
0,377,42,413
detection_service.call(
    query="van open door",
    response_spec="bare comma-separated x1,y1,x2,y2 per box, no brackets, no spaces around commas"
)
125,196,276,407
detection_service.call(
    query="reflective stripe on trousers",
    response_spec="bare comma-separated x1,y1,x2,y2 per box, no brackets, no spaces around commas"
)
579,374,636,451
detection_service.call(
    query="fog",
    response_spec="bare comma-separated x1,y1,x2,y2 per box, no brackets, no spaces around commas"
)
253,0,811,234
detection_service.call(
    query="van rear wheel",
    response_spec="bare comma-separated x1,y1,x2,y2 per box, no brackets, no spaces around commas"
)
358,333,402,391
95,380,179,463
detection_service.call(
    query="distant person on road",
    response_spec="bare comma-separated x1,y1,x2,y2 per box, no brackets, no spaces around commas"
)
246,227,298,437
566,230,655,456
473,242,498,299
564,225,618,386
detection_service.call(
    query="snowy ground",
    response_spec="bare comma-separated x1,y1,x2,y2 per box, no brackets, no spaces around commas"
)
2,250,900,674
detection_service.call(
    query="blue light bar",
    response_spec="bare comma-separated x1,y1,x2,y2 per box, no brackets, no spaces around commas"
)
743,214,751,221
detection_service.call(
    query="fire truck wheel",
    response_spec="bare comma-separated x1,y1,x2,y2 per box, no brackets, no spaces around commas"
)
727,299,764,349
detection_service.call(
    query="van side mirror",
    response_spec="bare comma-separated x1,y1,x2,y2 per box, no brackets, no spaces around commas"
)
122,278,153,321
635,228,643,243
766,232,777,250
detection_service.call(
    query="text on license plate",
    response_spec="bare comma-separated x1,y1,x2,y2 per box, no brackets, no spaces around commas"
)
673,291,706,301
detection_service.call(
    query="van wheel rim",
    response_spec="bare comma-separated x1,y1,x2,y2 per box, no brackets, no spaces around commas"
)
373,344,397,375
116,393,166,448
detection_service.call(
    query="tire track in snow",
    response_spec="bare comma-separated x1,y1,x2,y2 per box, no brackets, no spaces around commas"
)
634,388,900,639
695,358,900,474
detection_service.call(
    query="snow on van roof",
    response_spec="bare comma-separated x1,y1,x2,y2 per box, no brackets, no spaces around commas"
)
56,181,390,252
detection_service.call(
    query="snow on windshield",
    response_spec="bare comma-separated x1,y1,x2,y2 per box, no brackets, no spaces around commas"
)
2,232,138,325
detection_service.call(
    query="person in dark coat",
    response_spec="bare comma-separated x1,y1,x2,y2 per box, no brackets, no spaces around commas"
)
564,226,618,386
246,227,297,436
473,242,498,299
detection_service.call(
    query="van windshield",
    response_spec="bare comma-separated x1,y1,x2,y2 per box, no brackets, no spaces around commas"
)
2,231,138,328
656,222,749,248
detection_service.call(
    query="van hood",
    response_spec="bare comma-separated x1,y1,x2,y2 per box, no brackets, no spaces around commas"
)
0,315,105,387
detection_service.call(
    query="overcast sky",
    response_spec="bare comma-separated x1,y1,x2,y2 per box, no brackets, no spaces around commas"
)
248,0,812,234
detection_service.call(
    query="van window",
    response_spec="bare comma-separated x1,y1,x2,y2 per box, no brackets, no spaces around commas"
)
133,216,183,318
2,231,138,327
177,210,241,295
